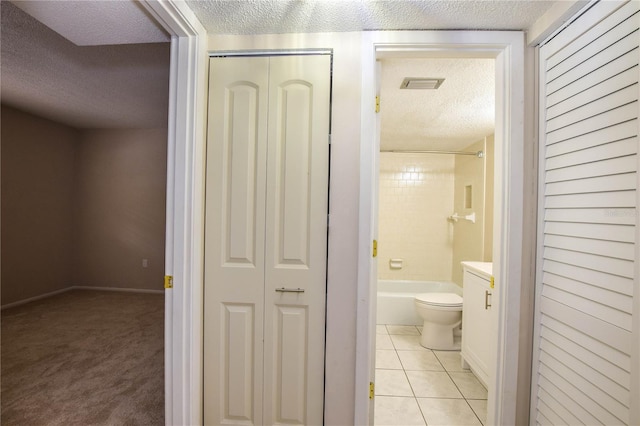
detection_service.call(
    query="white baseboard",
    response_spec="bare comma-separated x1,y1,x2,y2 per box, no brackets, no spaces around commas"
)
1,287,73,310
1,285,164,310
72,286,164,295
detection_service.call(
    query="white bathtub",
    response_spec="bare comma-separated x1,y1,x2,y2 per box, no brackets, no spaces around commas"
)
377,280,463,325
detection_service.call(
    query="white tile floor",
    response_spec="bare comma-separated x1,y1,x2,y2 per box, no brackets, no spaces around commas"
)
375,325,487,426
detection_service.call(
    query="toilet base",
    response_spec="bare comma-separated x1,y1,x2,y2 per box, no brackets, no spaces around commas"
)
420,321,461,351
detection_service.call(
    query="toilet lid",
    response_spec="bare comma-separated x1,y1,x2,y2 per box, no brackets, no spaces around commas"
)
415,292,463,307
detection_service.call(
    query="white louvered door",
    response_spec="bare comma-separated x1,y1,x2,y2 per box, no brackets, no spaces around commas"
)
532,1,639,425
204,55,331,425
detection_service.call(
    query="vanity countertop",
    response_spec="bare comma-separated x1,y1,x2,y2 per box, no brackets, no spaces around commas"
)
461,261,493,279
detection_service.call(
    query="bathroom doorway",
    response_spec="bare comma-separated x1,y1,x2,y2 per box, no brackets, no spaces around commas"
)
372,56,496,425
355,30,534,425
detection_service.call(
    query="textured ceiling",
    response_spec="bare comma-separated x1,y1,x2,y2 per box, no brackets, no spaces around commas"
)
11,0,169,46
380,58,495,152
1,0,556,131
1,2,170,129
187,0,556,34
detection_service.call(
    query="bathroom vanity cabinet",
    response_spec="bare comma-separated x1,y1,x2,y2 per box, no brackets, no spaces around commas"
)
461,261,493,389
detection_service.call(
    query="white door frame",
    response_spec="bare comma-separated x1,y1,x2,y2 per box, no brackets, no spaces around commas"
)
139,2,207,425
356,31,528,425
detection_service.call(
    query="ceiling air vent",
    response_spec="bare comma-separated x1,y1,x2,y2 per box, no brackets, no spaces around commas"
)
400,78,445,90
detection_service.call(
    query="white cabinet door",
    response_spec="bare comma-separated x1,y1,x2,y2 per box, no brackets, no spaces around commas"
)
204,55,330,426
461,270,492,387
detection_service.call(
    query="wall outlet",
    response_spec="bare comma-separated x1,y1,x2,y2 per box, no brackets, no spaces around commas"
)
142,258,149,268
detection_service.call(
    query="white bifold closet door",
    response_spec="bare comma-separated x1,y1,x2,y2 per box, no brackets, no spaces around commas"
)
203,54,331,426
532,1,639,425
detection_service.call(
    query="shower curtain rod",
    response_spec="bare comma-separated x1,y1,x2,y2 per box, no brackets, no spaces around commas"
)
381,149,484,158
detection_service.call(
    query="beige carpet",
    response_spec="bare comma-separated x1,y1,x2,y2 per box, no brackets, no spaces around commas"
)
1,289,164,425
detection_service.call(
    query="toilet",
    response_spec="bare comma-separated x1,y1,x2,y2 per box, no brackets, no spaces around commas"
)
414,293,463,350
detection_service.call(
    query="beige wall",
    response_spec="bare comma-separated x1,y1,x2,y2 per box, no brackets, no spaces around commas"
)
378,153,455,281
1,105,78,305
73,129,167,290
1,105,167,305
451,137,494,286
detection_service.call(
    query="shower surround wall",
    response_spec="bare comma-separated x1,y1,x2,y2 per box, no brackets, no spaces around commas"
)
378,153,455,281
451,136,494,286
378,136,494,285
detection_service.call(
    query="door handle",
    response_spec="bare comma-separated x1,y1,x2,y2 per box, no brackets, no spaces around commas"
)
485,290,492,309
275,287,305,293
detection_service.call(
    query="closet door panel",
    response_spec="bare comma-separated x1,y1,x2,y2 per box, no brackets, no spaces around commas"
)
224,304,255,419
276,81,313,266
226,84,262,264
264,54,331,426
274,305,308,424
204,56,269,426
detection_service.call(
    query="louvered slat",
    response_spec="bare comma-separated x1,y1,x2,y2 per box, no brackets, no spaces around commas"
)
543,259,633,297
546,30,639,95
544,233,635,260
546,121,637,158
546,68,638,120
540,340,628,414
540,322,629,386
546,137,637,169
536,410,554,426
538,365,617,425
546,6,639,80
540,325,631,388
545,173,637,195
545,1,638,69
545,156,637,182
547,52,638,108
544,221,634,242
539,297,633,355
537,388,582,425
544,207,637,225
538,355,628,424
540,314,632,372
540,338,630,408
545,190,635,209
542,247,634,277
546,85,638,132
545,102,638,145
541,283,632,330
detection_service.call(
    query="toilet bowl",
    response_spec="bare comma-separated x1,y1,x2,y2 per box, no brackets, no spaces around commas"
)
414,293,463,350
